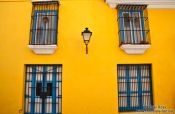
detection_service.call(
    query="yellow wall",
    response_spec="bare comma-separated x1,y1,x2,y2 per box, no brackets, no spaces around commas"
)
0,0,175,114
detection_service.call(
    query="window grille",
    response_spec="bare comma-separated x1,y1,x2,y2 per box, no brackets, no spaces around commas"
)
29,2,58,45
117,5,151,45
25,65,62,114
117,64,153,112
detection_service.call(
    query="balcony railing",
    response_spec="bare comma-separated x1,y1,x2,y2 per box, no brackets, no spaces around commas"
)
117,4,151,54
118,16,151,46
29,1,58,45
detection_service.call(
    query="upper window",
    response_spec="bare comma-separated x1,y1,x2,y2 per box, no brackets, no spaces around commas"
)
118,5,150,45
29,1,58,45
117,64,153,112
117,5,151,54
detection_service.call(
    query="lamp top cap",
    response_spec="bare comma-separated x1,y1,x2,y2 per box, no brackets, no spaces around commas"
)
82,27,92,34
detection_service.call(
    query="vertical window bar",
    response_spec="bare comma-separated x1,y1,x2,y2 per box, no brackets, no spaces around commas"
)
149,65,154,108
126,65,130,110
137,65,143,110
42,65,47,113
31,65,36,113
52,65,57,113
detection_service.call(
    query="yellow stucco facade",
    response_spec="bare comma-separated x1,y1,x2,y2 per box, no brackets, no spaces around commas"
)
0,0,175,114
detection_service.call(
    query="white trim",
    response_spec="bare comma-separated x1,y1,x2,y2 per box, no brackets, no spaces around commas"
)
106,0,175,8
32,0,59,2
120,44,150,54
28,45,57,54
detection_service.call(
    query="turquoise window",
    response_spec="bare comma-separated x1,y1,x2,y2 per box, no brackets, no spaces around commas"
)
30,2,58,45
117,5,150,45
117,64,153,112
25,65,62,114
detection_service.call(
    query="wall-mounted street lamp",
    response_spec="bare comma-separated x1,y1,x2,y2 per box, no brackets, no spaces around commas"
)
81,28,92,54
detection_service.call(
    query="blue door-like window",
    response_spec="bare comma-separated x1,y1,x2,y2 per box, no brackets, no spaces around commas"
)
30,2,58,45
25,65,62,114
117,64,153,112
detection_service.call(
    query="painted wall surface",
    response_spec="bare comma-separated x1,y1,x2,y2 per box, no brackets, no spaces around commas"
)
0,0,175,114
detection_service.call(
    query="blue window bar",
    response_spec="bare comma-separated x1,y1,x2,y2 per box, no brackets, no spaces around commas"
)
29,1,58,45
117,5,151,45
117,64,153,112
25,65,62,114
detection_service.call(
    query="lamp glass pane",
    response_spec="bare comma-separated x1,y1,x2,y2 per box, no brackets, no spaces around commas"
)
83,33,91,41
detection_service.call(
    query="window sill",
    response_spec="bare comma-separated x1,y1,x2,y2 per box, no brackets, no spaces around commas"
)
28,45,57,55
120,44,150,54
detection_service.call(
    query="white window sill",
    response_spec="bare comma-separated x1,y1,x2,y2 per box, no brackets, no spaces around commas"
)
28,45,57,55
120,44,150,54
32,0,59,2
106,0,175,8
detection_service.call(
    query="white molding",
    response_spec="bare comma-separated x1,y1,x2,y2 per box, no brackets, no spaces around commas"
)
28,45,57,54
120,44,150,54
32,0,59,2
106,0,175,8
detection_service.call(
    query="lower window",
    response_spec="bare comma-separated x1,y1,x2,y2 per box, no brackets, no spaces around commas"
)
24,65,62,114
117,64,153,112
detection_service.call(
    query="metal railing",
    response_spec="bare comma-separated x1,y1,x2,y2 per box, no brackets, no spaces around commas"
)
29,1,58,45
117,6,151,45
